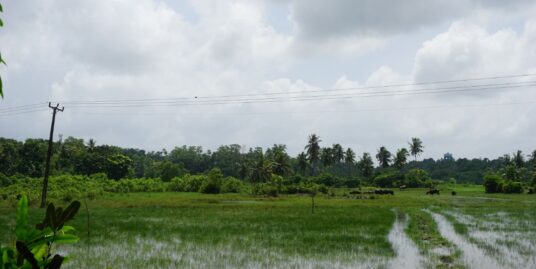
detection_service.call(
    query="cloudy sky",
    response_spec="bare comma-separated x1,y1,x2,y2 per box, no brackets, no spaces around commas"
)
1,0,536,159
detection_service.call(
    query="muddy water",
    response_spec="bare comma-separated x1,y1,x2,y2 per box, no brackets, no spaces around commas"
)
387,212,424,269
428,211,501,269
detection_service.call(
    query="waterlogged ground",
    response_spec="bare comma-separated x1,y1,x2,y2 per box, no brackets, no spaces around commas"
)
1,187,535,268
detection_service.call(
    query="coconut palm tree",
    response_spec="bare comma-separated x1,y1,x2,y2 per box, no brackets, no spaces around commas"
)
344,148,356,164
393,148,409,169
513,150,524,168
357,152,374,178
249,153,273,183
305,134,321,175
332,144,344,163
297,152,308,175
376,146,392,168
321,147,334,168
409,137,424,161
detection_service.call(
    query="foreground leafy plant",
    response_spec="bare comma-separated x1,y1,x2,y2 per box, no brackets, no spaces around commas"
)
1,196,80,268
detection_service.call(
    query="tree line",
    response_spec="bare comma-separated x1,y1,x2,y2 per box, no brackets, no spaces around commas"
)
0,135,535,187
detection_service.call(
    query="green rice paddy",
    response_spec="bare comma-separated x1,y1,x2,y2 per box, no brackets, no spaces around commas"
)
1,186,535,268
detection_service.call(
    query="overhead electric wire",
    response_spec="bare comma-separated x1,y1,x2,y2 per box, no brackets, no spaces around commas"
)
59,73,536,104
63,81,536,108
0,102,47,112
1,73,535,117
0,108,49,117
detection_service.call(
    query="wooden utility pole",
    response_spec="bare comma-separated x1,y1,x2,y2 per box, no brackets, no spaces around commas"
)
40,102,64,208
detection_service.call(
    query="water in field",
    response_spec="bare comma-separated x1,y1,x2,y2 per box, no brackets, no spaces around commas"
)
387,212,424,269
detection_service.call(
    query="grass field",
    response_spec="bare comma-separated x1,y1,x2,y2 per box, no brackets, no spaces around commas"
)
1,186,535,269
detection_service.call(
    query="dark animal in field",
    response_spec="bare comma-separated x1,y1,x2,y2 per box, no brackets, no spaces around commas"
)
451,191,457,196
426,189,440,195
528,188,534,194
374,189,394,195
349,190,362,195
399,185,407,190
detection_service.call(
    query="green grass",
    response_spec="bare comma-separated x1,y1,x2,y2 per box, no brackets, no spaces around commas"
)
1,185,535,268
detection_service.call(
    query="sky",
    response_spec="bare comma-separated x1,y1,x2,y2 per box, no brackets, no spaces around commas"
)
1,0,536,159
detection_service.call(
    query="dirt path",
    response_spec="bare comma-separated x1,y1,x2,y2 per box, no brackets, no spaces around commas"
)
387,212,424,269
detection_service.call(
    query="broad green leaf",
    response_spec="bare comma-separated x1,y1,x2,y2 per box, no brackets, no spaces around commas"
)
16,196,29,241
31,244,47,262
0,3,3,12
53,234,79,244
60,225,75,233
0,19,3,27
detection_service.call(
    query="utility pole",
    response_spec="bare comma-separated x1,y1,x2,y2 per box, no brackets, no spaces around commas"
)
40,102,64,208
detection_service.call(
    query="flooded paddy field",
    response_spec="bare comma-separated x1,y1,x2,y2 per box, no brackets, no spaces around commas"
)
0,188,534,268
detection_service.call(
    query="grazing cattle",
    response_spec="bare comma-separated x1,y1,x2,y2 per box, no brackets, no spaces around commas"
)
451,191,457,196
374,189,394,195
349,190,362,195
399,185,407,190
528,188,534,195
426,189,440,195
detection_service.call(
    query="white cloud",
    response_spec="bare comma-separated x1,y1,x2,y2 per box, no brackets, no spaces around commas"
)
1,0,536,160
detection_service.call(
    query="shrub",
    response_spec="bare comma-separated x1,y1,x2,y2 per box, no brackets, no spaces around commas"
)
199,179,221,194
404,169,431,187
221,177,245,193
503,181,524,193
484,173,504,193
373,171,401,188
169,174,206,192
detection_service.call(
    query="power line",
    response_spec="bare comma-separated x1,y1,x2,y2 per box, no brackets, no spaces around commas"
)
71,100,536,117
0,108,49,117
58,73,536,104
63,81,536,108
0,102,47,112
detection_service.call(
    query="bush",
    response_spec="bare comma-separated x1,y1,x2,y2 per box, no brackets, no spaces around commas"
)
221,177,245,193
251,183,279,197
199,179,221,194
484,173,504,193
169,174,206,192
503,181,524,193
404,169,431,187
373,171,402,188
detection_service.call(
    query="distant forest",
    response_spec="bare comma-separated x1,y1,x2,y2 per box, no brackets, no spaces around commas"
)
0,135,535,186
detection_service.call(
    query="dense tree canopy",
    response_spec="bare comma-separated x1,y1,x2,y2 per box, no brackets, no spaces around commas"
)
0,136,534,187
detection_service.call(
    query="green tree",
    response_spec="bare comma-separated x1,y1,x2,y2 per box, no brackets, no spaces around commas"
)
157,161,187,181
106,154,133,180
357,152,374,178
211,144,242,177
0,138,22,175
393,148,409,169
305,134,321,175
87,138,96,151
17,139,48,177
321,147,334,168
344,148,356,164
513,150,524,168
332,144,344,163
267,144,291,176
409,137,424,161
297,152,308,175
249,151,272,183
376,146,392,168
